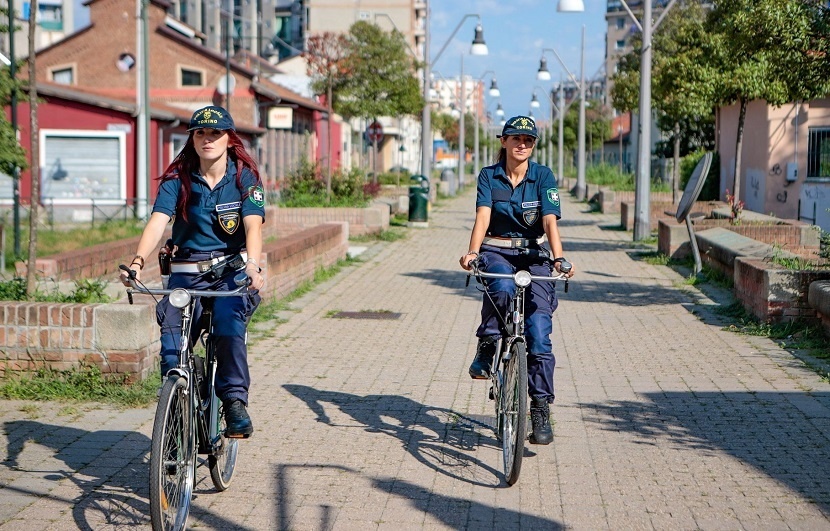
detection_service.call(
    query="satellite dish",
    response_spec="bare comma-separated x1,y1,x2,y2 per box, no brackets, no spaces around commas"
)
676,152,713,223
217,74,236,96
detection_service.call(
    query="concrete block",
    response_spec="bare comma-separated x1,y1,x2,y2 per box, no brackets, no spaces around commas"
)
809,281,830,316
94,303,158,351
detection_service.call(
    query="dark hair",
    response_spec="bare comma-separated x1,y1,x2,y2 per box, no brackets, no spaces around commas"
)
495,147,506,165
158,130,262,222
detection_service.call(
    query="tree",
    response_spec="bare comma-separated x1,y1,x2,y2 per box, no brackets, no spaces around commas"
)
26,0,39,297
0,6,28,178
332,21,423,121
706,0,830,202
305,32,349,201
612,2,715,196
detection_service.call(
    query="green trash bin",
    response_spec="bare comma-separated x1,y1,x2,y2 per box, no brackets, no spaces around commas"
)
408,174,429,225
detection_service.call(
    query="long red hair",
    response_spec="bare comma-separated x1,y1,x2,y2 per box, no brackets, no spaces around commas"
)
158,130,262,222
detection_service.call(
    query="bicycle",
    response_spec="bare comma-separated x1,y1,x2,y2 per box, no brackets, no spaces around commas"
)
120,264,252,531
467,249,571,486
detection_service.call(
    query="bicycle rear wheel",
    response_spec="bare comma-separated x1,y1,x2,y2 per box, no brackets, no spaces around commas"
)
501,341,528,486
209,391,239,491
149,376,195,531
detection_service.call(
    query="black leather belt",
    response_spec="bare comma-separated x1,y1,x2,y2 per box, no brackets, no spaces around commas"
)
170,252,248,273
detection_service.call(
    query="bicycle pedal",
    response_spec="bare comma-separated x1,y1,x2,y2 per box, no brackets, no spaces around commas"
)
225,432,252,439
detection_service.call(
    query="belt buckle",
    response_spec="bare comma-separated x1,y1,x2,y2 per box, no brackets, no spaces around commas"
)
198,261,212,273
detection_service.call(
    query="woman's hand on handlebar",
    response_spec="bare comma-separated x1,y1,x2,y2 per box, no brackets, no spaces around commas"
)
459,251,479,271
554,259,575,278
245,262,265,290
120,264,141,286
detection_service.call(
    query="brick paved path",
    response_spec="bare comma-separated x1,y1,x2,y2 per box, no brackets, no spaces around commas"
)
1,188,830,530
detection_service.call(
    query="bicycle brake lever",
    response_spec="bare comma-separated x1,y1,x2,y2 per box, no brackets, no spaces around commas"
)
127,291,134,305
564,279,569,294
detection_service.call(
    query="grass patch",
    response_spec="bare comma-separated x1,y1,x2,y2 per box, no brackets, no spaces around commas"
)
0,364,159,407
5,219,144,264
350,227,407,243
0,277,113,303
637,251,670,266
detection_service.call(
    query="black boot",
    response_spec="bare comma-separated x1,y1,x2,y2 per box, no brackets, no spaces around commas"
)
529,398,553,445
469,335,499,379
223,399,253,438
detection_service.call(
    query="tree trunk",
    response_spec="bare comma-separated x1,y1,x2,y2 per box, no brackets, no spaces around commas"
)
325,82,333,203
26,0,40,298
732,98,747,205
673,121,680,204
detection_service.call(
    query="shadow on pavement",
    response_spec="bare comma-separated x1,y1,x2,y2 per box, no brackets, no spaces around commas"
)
283,384,504,488
3,419,246,530
3,420,150,529
580,392,830,513
272,464,563,529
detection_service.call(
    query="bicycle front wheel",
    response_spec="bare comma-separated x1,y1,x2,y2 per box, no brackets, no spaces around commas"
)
209,392,239,491
149,376,195,531
501,341,528,486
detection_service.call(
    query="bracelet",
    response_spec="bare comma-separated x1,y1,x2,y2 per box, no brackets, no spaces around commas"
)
131,255,145,270
245,258,261,273
466,251,479,257
552,257,566,264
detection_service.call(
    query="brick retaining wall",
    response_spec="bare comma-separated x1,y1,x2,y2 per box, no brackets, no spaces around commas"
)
0,223,348,381
266,204,389,238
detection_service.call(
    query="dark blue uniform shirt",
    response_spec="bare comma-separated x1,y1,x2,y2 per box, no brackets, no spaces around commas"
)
475,160,561,239
153,159,265,253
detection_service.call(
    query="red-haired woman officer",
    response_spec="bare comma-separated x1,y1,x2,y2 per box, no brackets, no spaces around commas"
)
121,105,265,438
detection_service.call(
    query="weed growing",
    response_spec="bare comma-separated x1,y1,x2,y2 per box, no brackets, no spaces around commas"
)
0,364,159,407
0,278,112,303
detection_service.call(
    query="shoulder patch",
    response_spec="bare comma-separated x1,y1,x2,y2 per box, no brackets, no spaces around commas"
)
248,186,265,207
546,188,560,206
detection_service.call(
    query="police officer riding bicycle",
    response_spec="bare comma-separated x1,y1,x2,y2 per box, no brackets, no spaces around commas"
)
120,105,265,439
460,115,575,445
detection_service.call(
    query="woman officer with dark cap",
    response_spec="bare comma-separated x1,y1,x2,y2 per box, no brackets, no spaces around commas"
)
121,105,265,438
459,115,575,445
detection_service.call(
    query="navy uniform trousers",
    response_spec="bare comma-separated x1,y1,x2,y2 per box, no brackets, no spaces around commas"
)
156,258,260,405
476,245,559,404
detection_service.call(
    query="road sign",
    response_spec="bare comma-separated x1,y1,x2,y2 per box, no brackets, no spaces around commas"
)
366,121,384,143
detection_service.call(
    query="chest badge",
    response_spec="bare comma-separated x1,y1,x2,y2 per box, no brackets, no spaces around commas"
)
523,209,539,225
218,212,240,234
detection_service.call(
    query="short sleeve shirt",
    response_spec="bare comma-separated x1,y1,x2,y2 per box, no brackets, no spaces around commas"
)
475,160,561,239
152,159,265,252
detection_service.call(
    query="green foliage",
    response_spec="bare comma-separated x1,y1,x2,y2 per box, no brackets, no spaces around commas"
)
331,21,423,120
0,364,159,406
680,150,720,201
0,277,112,303
585,163,668,192
279,158,377,207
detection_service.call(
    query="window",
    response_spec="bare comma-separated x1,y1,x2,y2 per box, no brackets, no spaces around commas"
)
616,18,625,30
615,39,626,51
51,66,73,84
807,128,830,180
181,68,203,87
170,134,189,160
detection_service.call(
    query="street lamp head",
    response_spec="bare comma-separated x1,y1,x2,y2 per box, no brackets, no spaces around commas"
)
557,0,585,12
530,93,541,109
537,57,552,81
489,78,501,98
496,103,505,117
470,24,489,56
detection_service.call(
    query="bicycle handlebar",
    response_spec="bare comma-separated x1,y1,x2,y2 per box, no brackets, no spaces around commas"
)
119,264,251,304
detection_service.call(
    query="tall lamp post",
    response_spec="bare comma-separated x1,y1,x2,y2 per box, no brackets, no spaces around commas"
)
619,0,677,240
421,7,487,182
530,86,558,169
473,72,500,177
538,43,584,192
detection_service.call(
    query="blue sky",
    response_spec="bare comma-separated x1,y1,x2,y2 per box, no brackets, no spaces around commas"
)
431,0,609,124
72,0,609,122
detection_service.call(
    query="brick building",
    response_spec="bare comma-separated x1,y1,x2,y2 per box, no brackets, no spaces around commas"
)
3,0,329,220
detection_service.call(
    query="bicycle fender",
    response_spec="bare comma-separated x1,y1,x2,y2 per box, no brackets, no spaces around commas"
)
501,336,526,362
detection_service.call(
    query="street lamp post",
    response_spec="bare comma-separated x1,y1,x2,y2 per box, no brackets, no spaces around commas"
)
421,7,487,183
618,0,677,240
473,72,499,177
